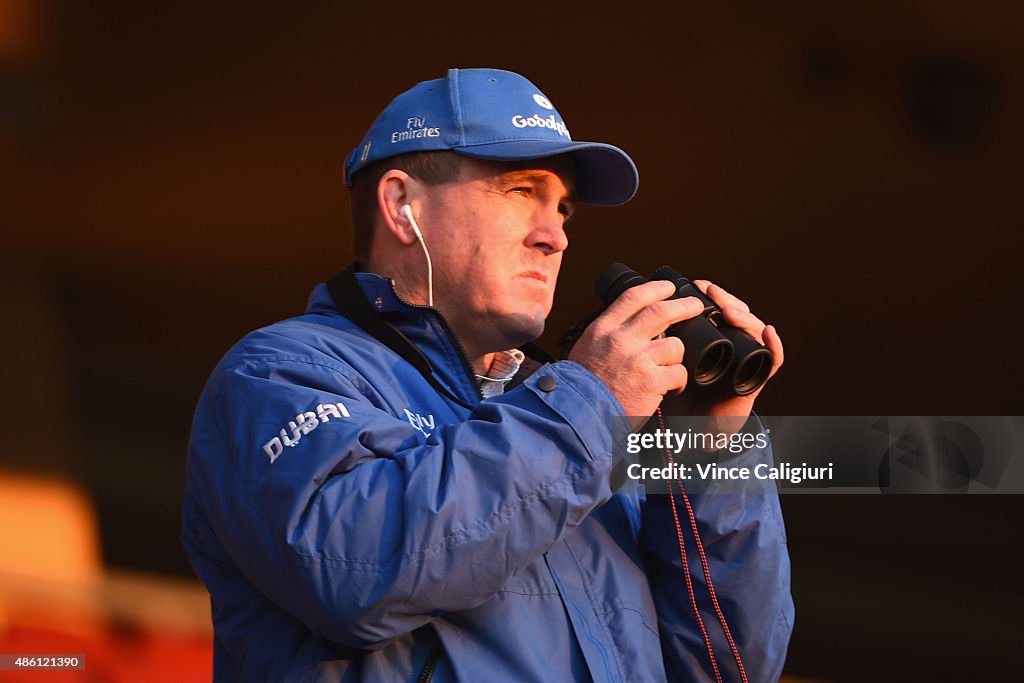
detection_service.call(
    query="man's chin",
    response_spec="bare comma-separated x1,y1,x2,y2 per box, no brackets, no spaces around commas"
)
496,310,547,348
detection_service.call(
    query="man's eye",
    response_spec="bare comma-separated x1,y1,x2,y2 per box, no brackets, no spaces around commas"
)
510,187,531,196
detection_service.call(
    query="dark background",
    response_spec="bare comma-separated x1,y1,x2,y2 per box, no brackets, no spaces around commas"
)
2,2,1021,680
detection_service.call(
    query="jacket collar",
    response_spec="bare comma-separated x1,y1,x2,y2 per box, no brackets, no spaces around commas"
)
307,265,553,405
308,266,483,407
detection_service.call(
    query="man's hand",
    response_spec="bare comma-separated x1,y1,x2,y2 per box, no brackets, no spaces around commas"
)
569,277,784,433
661,280,784,422
568,280,702,429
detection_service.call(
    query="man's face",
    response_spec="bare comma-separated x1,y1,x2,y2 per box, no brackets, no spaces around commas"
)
417,156,576,355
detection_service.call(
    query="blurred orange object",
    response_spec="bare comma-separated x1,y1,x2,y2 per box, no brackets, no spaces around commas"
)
0,473,103,635
0,473,213,681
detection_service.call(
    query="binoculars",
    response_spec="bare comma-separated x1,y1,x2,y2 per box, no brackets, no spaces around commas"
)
593,263,774,397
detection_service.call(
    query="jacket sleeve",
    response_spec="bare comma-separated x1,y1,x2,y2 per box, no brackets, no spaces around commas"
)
185,342,622,650
638,418,795,682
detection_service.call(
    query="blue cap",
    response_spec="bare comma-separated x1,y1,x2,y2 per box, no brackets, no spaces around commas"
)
344,68,639,205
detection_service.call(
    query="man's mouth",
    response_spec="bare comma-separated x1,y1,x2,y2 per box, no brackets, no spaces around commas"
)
520,271,549,284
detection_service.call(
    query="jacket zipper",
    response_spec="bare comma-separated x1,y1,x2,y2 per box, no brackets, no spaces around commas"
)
415,647,442,683
388,281,484,403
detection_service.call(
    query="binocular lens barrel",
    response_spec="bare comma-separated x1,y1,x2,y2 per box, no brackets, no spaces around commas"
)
733,352,773,396
594,263,648,305
719,325,774,396
666,317,733,386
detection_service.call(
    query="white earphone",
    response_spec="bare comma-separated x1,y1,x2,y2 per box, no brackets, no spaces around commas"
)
401,204,423,239
400,205,433,307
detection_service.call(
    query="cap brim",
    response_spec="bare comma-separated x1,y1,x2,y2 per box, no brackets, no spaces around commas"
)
452,140,639,206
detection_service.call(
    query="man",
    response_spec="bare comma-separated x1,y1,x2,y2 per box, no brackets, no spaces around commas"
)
183,68,793,681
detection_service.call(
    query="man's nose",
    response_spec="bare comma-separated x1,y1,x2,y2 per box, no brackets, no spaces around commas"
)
528,207,569,255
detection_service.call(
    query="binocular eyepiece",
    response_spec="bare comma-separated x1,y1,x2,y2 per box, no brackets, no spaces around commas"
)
595,263,773,397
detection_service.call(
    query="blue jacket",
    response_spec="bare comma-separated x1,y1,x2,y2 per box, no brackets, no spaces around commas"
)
182,269,793,681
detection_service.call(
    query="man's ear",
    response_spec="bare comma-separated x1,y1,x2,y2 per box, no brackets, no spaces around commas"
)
377,170,421,246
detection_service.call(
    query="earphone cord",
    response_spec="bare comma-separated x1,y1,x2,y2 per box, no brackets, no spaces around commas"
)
402,206,433,307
